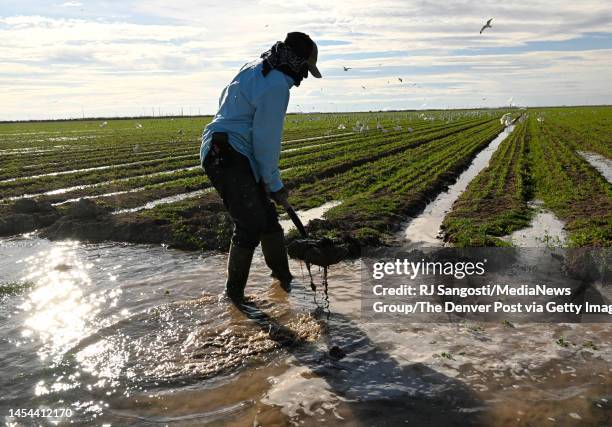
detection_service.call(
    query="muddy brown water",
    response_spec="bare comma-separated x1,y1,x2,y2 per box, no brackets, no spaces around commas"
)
1,236,610,426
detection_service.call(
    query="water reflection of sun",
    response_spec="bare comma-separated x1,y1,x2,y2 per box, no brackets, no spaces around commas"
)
19,241,121,364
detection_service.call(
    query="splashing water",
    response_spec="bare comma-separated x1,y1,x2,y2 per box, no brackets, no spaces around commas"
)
0,236,610,426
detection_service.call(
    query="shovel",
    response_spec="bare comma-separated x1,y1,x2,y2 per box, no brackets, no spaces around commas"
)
279,199,348,268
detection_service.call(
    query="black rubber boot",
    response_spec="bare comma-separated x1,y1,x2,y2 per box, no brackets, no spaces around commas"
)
225,243,254,304
260,231,293,292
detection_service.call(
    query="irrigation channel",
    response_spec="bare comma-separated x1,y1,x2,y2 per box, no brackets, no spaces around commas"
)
402,124,568,248
1,126,609,426
403,125,517,246
578,151,612,184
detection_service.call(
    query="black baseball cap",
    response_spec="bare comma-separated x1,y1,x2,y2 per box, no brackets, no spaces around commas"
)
284,32,322,78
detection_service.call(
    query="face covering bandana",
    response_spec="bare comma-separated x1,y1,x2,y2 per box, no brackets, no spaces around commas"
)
260,41,307,86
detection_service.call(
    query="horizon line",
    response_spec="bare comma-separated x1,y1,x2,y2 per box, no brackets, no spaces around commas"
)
2,104,611,125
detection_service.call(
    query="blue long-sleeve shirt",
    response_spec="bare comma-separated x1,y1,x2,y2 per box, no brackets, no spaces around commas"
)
200,60,293,192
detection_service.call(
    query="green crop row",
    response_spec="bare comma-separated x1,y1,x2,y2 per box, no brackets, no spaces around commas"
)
279,117,489,167
302,119,506,245
46,119,492,212
441,110,612,247
281,117,500,185
530,106,612,158
528,115,612,246
129,118,505,249
0,154,201,198
1,109,510,248
441,119,532,246
1,116,495,206
288,119,503,209
0,144,199,181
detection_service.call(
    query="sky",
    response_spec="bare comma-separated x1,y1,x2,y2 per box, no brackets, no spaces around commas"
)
1,0,612,120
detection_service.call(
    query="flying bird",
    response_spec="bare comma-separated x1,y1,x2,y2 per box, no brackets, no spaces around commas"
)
343,66,351,71
480,18,493,34
398,77,403,83
361,86,367,90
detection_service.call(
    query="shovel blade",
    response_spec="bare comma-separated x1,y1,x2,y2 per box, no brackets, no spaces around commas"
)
287,238,348,267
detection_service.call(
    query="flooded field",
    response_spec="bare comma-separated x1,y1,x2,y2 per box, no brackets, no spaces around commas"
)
1,235,610,426
1,108,610,426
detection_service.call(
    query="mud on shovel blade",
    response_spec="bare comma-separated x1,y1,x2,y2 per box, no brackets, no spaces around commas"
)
281,200,348,267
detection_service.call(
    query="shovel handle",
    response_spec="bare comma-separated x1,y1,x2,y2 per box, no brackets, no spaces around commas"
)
281,200,309,238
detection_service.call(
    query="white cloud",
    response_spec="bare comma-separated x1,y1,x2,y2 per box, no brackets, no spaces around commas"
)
0,0,611,119
59,1,83,7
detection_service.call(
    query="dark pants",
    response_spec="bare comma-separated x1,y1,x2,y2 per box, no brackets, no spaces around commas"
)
203,134,282,250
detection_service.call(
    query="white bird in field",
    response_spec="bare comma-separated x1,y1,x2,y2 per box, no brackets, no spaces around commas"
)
480,18,493,34
343,66,351,71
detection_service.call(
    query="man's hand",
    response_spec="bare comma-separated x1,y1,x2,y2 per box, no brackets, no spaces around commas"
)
270,187,289,206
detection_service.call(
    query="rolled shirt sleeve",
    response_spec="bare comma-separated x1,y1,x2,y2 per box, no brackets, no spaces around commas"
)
252,83,290,192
